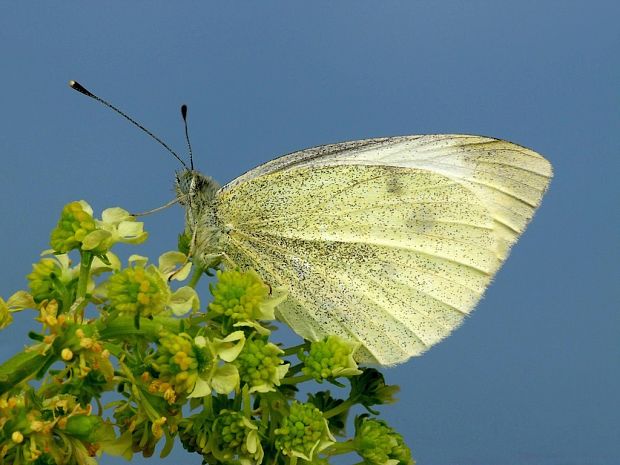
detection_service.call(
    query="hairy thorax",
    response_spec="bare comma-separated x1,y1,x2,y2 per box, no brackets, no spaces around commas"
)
175,170,231,268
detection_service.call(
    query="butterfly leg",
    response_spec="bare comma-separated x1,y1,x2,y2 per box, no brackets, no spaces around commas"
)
199,251,236,270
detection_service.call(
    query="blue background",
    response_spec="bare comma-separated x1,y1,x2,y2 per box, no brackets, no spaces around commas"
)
1,2,618,464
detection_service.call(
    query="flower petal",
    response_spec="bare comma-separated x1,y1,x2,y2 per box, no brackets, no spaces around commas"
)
159,251,191,281
117,221,147,239
101,207,131,224
7,291,36,310
210,364,240,394
77,200,94,217
214,331,246,362
258,286,288,321
81,229,112,251
128,255,149,267
188,377,212,398
91,252,121,274
233,320,272,336
169,286,200,316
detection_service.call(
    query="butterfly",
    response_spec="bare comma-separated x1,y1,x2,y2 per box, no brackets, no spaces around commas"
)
177,135,552,366
69,81,552,366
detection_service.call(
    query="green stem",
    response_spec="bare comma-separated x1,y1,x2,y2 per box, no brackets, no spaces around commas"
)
287,362,304,376
77,250,94,300
323,398,355,419
242,384,252,418
97,315,181,341
282,342,310,356
0,348,55,395
280,374,313,385
322,439,356,457
188,265,205,288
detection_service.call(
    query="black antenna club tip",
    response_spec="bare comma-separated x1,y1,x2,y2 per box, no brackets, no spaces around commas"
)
68,80,94,98
181,104,188,120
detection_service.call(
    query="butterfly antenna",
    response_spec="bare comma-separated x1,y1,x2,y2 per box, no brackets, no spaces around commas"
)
180,104,194,170
68,80,188,169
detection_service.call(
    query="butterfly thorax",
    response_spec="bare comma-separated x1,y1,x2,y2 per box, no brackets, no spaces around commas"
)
175,170,229,268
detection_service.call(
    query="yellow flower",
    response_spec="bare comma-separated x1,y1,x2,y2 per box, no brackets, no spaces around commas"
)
50,201,147,254
151,331,245,401
50,201,98,253
82,206,148,252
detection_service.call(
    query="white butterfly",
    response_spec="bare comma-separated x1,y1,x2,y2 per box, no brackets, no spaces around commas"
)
178,134,553,366
69,79,552,366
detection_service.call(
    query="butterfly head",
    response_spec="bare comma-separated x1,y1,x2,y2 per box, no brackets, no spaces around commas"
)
175,169,220,212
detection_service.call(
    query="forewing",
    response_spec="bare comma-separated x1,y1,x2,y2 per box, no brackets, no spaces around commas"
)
217,164,505,365
224,135,553,258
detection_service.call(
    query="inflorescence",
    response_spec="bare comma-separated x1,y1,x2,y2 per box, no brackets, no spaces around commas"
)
0,201,414,465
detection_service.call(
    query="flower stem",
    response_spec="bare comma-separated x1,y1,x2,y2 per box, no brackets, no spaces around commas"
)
323,398,355,419
322,439,356,457
77,250,94,300
280,374,313,385
0,349,54,395
282,341,309,356
188,265,205,289
97,315,181,341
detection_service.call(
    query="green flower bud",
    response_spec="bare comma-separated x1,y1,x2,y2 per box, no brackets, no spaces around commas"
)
63,414,104,441
235,338,289,393
300,335,362,381
50,201,97,253
209,269,270,322
107,264,170,317
354,416,414,465
178,409,213,455
275,401,334,461
210,410,264,464
151,333,201,397
27,258,61,303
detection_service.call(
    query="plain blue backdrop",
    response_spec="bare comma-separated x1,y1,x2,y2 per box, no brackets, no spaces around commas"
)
0,2,618,464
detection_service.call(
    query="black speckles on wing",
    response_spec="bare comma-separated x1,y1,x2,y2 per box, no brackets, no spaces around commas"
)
222,134,553,260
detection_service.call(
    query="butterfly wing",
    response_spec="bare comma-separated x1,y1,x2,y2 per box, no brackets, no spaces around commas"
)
224,135,553,258
216,135,552,365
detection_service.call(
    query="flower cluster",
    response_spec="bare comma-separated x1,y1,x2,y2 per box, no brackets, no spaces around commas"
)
209,269,286,334
149,330,245,401
235,337,289,393
0,201,414,465
275,401,335,462
107,264,170,316
209,410,264,464
0,391,116,465
150,332,200,401
354,416,414,465
101,254,198,320
50,201,99,253
300,335,362,381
